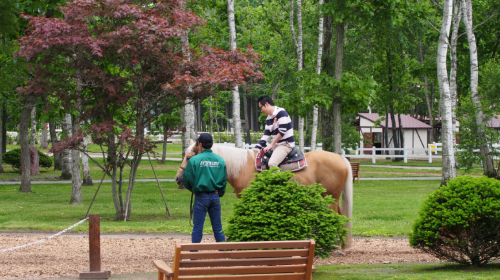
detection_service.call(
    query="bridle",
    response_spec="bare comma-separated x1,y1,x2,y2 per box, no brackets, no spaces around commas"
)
179,142,200,171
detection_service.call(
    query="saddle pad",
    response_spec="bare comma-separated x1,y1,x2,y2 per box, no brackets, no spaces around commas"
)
255,150,307,172
280,157,308,172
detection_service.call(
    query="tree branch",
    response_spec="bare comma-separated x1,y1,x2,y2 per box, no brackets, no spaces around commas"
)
458,12,499,39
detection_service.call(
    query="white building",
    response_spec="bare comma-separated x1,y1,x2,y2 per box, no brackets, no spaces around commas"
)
357,113,432,155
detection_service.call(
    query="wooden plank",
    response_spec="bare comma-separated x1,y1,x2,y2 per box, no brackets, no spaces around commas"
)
180,241,310,251
176,273,305,280
180,249,309,260
178,264,307,275
153,260,174,277
173,243,181,280
304,240,315,280
179,257,308,268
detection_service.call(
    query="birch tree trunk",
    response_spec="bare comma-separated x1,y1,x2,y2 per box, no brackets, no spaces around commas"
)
227,0,243,148
311,0,324,152
450,0,461,137
209,96,214,135
162,122,168,163
437,0,457,184
332,21,344,154
290,0,305,152
61,113,72,180
242,88,251,144
20,96,36,193
81,136,93,186
49,119,62,170
30,106,36,147
461,0,495,177
181,31,196,156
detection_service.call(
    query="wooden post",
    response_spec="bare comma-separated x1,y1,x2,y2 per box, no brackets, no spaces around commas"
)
89,214,101,271
80,214,111,279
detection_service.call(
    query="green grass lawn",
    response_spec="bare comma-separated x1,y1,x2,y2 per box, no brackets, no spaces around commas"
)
0,181,238,233
314,263,500,279
0,179,443,236
352,180,440,236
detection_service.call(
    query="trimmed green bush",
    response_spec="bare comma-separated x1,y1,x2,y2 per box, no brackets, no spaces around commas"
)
3,148,53,172
410,176,500,266
226,167,348,258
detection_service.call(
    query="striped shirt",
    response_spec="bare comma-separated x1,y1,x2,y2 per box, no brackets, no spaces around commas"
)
255,106,295,149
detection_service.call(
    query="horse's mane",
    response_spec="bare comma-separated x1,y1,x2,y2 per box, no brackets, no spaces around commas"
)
186,144,254,179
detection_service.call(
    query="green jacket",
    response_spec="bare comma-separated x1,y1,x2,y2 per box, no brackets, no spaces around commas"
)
183,149,227,197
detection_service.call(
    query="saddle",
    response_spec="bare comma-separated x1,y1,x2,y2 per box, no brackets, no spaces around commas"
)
256,146,308,172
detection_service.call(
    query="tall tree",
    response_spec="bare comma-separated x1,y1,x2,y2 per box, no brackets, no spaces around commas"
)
19,96,36,192
437,0,457,184
227,0,243,148
461,0,495,177
311,0,324,152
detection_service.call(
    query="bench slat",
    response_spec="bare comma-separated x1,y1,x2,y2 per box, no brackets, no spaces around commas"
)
180,249,309,259
178,264,307,276
179,257,308,268
175,273,306,280
180,241,310,251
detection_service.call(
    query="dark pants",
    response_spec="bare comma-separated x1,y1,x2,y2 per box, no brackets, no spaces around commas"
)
192,192,225,243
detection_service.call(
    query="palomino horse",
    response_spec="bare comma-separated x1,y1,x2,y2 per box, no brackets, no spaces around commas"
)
175,141,353,246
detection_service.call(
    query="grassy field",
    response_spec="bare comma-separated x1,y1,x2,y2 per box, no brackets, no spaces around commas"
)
314,263,500,279
0,177,443,236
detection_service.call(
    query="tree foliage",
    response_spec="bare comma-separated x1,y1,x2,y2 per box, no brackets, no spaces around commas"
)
16,0,263,220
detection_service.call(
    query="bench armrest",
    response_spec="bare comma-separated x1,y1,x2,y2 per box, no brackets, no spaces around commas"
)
153,260,174,278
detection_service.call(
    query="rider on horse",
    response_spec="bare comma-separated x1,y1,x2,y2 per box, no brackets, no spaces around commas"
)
255,95,295,168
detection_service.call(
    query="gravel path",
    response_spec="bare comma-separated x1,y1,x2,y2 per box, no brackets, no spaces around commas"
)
0,235,438,279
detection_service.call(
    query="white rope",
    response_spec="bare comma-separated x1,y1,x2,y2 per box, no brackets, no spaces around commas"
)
0,217,89,253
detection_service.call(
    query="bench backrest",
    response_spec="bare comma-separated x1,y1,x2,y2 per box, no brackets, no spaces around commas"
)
350,162,360,176
172,240,315,280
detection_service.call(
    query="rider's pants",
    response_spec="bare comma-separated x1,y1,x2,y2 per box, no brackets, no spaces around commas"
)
268,143,293,168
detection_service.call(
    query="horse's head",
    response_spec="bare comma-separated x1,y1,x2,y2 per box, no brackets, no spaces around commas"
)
175,139,200,186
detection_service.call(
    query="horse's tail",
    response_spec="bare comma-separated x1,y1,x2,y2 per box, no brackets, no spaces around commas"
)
341,156,353,248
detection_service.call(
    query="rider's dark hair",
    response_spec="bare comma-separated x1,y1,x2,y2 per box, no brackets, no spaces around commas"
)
257,95,275,106
202,142,213,149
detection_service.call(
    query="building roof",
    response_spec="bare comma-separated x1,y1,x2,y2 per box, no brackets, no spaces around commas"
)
488,115,500,128
358,113,432,129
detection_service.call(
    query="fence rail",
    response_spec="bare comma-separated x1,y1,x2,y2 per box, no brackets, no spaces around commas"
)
215,142,500,164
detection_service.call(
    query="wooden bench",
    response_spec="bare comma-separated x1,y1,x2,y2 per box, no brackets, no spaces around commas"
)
350,162,360,183
153,240,315,280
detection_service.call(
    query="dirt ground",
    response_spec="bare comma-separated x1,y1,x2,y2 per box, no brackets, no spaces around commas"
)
0,234,439,279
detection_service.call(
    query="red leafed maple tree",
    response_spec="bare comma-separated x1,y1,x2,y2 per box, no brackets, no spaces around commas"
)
16,0,263,220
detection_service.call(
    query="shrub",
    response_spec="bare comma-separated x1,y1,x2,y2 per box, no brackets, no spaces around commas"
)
226,167,349,258
3,148,53,172
409,176,500,266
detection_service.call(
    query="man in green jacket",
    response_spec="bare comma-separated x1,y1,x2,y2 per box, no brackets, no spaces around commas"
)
183,133,227,243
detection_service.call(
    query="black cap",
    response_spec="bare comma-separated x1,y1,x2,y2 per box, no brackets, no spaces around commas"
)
196,133,213,143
